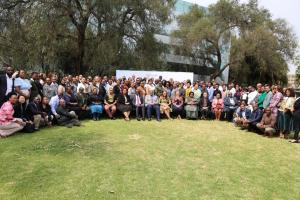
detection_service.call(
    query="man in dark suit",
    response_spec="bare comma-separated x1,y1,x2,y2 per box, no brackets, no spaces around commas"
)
0,66,18,106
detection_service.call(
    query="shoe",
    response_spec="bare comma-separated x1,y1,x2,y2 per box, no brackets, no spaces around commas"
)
93,117,97,121
148,118,151,121
137,118,141,121
290,140,299,143
142,118,145,121
157,119,161,122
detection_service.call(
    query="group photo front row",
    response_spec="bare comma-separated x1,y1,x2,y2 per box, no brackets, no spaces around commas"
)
0,67,300,143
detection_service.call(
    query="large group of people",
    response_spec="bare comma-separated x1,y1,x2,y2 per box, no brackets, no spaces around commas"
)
0,66,299,143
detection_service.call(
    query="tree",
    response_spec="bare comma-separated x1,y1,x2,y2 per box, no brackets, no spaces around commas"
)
296,55,300,84
172,0,298,84
0,0,175,74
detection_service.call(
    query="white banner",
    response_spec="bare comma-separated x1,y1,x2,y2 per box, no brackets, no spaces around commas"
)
116,70,194,82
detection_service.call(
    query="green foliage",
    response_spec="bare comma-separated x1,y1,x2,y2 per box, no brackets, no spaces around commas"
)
0,0,175,74
173,0,298,84
296,56,300,84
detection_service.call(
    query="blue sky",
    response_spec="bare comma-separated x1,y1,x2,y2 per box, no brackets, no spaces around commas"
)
185,0,300,73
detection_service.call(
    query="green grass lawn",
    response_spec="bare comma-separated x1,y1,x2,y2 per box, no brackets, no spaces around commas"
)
1,120,300,200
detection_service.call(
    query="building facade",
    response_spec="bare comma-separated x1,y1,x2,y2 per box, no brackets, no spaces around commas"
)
155,0,231,83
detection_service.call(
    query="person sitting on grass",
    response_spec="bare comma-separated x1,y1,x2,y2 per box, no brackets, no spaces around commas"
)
104,88,117,120
233,102,251,127
256,107,277,137
41,96,54,126
241,102,263,131
117,88,132,121
56,99,81,128
185,92,199,120
0,92,25,138
49,86,64,120
145,90,161,121
88,87,104,121
159,91,172,120
13,95,35,133
212,93,224,120
26,96,49,130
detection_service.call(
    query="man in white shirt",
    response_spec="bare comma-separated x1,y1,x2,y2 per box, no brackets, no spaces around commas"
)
228,83,236,96
247,86,258,111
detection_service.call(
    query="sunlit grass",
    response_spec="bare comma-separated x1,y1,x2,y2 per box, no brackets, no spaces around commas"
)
1,120,299,200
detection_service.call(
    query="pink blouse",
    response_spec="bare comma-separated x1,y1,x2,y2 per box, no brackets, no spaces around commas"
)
0,101,14,126
212,98,224,109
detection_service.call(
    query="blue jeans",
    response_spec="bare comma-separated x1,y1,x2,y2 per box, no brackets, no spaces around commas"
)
146,104,160,120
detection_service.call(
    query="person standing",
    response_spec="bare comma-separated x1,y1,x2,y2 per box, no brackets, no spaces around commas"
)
43,77,56,99
30,72,43,101
15,69,32,101
0,66,18,106
263,85,273,109
290,97,300,143
269,85,283,118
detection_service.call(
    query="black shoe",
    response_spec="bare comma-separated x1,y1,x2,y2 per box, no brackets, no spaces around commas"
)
142,118,145,121
137,118,141,121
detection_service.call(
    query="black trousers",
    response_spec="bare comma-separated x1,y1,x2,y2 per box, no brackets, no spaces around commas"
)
224,109,235,122
135,106,145,119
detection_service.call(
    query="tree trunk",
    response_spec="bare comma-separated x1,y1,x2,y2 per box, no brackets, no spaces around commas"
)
210,48,223,79
76,27,86,74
